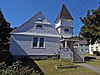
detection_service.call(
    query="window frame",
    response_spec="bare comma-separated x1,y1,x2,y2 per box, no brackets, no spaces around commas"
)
32,37,45,48
39,38,45,48
33,37,38,48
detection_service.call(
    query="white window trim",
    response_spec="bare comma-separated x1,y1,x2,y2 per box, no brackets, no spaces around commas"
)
32,37,45,48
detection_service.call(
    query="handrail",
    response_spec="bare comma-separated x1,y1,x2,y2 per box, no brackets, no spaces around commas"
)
60,48,73,62
75,48,84,61
68,48,73,61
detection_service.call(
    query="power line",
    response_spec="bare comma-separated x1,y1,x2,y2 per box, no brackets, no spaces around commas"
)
73,22,83,35
74,0,95,35
74,0,94,27
73,0,88,16
72,0,82,13
74,22,82,30
74,0,94,28
66,0,73,12
64,0,97,35
75,0,94,18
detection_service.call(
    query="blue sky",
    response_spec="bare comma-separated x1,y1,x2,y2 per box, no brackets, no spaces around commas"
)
0,0,99,36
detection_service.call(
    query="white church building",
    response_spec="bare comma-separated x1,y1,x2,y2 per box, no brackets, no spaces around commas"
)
10,4,84,62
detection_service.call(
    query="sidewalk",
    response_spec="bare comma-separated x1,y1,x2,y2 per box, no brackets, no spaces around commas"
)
78,63,100,73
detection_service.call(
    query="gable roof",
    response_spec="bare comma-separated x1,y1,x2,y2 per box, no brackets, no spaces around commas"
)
11,11,51,33
11,11,61,38
55,4,73,22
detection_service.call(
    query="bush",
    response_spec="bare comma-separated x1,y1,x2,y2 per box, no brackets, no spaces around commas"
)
0,51,13,65
0,61,40,75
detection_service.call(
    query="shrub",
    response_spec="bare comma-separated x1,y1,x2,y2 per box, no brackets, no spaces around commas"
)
0,50,13,65
0,61,40,75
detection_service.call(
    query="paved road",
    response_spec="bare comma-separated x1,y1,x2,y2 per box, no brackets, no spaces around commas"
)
79,63,100,73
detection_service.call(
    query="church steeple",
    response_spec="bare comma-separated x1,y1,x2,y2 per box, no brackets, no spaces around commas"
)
55,4,73,23
55,4,74,38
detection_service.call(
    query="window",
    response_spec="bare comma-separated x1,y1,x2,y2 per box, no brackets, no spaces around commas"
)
35,24,43,28
91,47,93,51
33,37,38,47
33,37,45,48
64,28,69,32
96,47,98,51
39,38,44,47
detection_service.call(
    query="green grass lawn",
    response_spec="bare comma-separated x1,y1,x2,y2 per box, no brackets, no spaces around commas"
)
35,59,100,75
86,59,100,68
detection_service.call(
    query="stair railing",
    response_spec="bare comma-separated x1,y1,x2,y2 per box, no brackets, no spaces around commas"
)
74,48,84,61
60,48,73,62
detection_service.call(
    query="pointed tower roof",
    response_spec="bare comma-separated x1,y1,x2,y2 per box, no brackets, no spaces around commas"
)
55,4,73,22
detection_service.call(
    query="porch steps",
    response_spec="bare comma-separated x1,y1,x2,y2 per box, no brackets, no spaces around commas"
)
73,49,85,63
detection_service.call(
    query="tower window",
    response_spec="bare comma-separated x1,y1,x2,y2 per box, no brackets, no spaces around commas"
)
64,29,69,32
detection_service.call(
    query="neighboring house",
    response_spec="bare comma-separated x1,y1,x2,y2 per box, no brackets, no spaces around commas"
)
89,40,100,55
74,40,89,54
10,12,61,59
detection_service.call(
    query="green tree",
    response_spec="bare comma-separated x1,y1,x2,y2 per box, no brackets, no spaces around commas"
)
80,6,100,45
0,9,12,50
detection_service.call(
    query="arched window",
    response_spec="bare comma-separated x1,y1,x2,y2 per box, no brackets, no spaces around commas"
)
35,24,43,28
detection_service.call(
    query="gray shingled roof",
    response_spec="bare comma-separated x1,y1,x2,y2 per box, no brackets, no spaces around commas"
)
11,11,61,38
55,4,73,22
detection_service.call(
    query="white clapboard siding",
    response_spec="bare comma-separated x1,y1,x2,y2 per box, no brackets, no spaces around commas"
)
10,12,61,56
10,34,60,55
